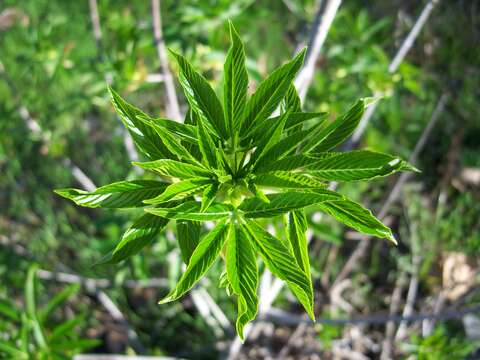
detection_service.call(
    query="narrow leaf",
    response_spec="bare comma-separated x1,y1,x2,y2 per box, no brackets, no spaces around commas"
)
224,21,248,134
177,220,201,264
254,172,326,189
146,201,233,221
317,197,396,243
304,99,365,153
171,50,227,138
227,224,259,339
244,220,314,319
242,49,306,133
304,150,416,181
201,183,219,212
286,210,311,281
239,190,341,218
148,120,204,166
108,86,171,159
133,159,213,179
54,180,168,208
144,178,211,204
196,116,219,168
104,213,169,264
159,219,230,303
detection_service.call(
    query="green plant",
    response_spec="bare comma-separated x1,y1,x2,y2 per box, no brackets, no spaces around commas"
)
55,22,415,339
0,265,98,359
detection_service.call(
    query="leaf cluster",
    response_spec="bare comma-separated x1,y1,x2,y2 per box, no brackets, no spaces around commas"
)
55,22,416,339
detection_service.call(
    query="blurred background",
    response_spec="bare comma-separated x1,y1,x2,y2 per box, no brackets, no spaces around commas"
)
0,0,479,359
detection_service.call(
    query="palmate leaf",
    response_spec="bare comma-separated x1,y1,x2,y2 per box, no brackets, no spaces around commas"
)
144,178,211,204
146,201,233,221
303,150,417,181
303,99,365,153
254,172,326,190
148,120,204,166
54,180,168,208
171,50,228,139
140,116,198,144
133,159,213,180
227,223,259,340
55,23,418,340
224,21,248,134
317,197,396,243
108,86,171,159
177,220,201,264
196,116,218,168
239,190,341,218
160,219,230,303
101,213,169,264
243,220,314,319
242,49,306,134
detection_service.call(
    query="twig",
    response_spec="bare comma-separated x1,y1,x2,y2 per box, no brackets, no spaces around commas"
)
36,268,169,290
151,0,182,121
264,303,480,326
380,274,408,360
75,356,182,360
294,0,342,102
87,0,140,165
96,291,146,354
351,0,441,143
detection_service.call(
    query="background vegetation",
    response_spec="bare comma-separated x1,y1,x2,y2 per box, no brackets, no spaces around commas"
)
0,0,479,359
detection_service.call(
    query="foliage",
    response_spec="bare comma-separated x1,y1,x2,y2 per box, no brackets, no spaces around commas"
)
55,22,415,339
0,265,98,359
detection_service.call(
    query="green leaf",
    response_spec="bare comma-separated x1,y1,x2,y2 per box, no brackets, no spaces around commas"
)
0,299,19,322
247,182,270,203
317,197,396,243
171,50,227,139
282,83,302,112
38,283,80,323
108,86,171,159
248,110,290,168
255,153,335,173
146,201,233,221
254,172,326,189
243,220,314,319
303,99,365,153
242,49,306,133
224,21,248,134
304,150,416,181
227,224,259,339
103,213,169,264
177,220,201,264
148,119,204,166
144,178,211,204
54,180,168,208
201,183,219,211
141,116,198,144
0,342,28,359
133,159,213,180
50,314,86,341
159,219,230,303
239,190,341,218
196,115,219,168
253,122,326,171
286,210,312,284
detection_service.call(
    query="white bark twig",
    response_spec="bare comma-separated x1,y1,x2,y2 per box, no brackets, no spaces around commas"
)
151,0,182,121
294,0,342,102
351,0,441,143
87,0,140,165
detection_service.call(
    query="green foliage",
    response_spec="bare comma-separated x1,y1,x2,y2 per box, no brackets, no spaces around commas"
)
55,22,414,339
0,265,98,359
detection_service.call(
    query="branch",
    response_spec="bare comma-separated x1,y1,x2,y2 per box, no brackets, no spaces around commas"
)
294,0,342,102
151,0,182,121
351,0,441,143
